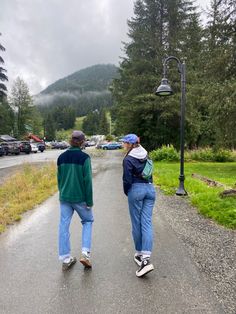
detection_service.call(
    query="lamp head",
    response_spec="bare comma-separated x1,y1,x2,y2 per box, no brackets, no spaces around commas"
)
155,78,173,96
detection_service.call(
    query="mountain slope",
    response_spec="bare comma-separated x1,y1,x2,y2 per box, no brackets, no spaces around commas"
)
36,64,118,118
40,64,118,95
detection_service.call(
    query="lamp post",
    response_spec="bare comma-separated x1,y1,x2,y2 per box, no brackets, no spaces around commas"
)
155,56,187,196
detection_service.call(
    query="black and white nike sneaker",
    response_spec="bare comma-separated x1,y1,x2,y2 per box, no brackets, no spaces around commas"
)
134,254,142,267
136,259,154,277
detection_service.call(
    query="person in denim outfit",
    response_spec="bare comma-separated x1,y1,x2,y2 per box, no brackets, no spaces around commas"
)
122,134,156,277
57,130,94,270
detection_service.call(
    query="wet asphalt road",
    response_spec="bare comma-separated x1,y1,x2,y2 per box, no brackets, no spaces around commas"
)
0,149,64,170
0,151,224,314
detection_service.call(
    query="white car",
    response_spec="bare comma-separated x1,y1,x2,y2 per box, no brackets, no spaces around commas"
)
30,143,38,153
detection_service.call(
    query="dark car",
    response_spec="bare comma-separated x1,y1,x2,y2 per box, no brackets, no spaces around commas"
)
18,141,31,154
51,141,70,150
0,145,4,156
102,142,122,150
0,141,20,155
37,142,46,152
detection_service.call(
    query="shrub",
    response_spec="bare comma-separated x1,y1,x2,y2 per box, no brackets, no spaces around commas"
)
213,149,234,162
150,145,180,162
187,148,235,162
189,148,214,161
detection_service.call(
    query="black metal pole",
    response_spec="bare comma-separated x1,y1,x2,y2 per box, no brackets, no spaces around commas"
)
176,62,187,195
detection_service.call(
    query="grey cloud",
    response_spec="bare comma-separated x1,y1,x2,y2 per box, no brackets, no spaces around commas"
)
1,0,135,94
1,0,210,95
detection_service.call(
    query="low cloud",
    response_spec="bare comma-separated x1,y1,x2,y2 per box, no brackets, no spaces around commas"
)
34,90,110,106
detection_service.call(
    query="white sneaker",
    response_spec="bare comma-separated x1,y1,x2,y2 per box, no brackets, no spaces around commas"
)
62,256,77,271
80,253,92,268
136,259,154,277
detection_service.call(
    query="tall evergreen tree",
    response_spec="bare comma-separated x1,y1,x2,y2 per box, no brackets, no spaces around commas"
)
112,0,202,149
98,109,110,135
0,98,14,135
204,0,236,81
44,113,56,141
0,33,8,100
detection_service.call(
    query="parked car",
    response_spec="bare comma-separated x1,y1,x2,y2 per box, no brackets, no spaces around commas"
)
86,140,96,147
96,141,108,149
51,141,70,150
18,141,31,154
102,142,122,150
37,142,46,152
0,145,4,156
30,143,38,153
0,141,20,155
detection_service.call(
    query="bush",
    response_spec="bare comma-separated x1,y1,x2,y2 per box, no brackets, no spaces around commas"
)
150,145,180,161
189,148,214,161
213,149,234,162
187,148,235,162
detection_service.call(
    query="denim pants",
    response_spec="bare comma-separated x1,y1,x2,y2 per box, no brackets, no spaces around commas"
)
59,201,94,261
128,183,156,255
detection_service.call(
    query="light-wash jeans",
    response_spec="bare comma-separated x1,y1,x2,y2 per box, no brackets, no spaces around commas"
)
59,201,94,261
128,183,156,255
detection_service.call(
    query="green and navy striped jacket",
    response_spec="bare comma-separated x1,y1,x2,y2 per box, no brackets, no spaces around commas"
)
57,147,93,206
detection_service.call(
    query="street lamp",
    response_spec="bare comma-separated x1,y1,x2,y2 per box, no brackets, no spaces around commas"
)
155,56,187,196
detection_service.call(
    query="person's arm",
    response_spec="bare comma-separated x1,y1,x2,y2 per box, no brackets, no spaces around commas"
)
83,157,93,207
123,158,133,196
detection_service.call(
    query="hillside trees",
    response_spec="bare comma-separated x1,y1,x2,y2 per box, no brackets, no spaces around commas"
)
82,109,110,135
37,64,117,125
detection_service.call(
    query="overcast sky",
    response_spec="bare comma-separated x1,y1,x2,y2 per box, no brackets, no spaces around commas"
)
0,0,210,94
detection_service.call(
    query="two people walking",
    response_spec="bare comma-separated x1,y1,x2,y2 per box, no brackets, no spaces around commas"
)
57,131,156,277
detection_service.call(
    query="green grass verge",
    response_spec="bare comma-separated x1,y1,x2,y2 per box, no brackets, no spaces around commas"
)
153,162,236,229
0,163,57,233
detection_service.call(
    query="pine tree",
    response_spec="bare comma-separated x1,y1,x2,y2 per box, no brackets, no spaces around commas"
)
98,109,110,135
0,33,8,100
112,0,202,149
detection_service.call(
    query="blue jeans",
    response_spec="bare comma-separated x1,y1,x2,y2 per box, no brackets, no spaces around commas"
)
59,201,94,261
128,183,156,255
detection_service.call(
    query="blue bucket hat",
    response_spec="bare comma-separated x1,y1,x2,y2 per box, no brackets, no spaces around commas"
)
122,134,139,144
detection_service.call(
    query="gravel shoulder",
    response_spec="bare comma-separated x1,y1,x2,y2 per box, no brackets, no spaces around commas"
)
156,189,236,314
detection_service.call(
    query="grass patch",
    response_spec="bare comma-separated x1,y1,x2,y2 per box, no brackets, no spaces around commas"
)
0,163,57,233
153,162,236,229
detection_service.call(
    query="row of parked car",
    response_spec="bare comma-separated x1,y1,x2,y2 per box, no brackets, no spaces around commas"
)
0,141,46,157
